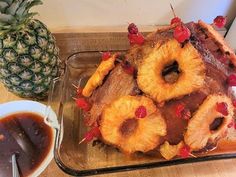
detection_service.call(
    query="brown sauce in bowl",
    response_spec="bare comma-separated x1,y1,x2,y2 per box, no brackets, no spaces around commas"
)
0,112,53,177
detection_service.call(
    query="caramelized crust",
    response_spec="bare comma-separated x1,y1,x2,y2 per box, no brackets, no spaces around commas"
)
82,21,236,158
198,20,236,66
87,64,136,126
184,94,234,151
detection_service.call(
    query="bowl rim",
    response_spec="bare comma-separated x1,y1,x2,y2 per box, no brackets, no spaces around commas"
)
0,100,57,177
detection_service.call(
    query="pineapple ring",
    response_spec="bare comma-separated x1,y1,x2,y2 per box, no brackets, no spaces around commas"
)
137,39,205,103
184,94,234,151
82,54,116,97
160,141,184,160
100,95,167,154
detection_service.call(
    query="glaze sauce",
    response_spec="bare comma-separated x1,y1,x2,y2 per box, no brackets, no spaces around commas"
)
0,112,53,177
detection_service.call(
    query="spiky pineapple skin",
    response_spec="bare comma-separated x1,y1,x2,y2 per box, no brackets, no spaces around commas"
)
0,19,60,99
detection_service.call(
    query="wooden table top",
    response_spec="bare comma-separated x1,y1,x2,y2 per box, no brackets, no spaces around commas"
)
1,83,236,177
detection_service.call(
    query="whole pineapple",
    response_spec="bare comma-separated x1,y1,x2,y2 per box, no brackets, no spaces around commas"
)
0,0,60,99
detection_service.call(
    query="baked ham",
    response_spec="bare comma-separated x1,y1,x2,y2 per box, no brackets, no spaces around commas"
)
81,20,236,158
85,64,137,126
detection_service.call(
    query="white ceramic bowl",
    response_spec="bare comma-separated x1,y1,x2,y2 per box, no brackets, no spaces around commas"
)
0,100,58,177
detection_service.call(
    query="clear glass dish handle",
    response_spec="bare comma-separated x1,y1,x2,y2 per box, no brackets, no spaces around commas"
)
45,77,65,149
44,76,64,130
44,77,62,129
44,105,60,129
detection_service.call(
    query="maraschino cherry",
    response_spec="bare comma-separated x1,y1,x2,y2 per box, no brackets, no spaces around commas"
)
127,23,145,45
75,98,91,112
135,106,147,118
169,4,191,43
216,102,228,116
102,51,111,61
179,145,191,158
213,16,227,28
228,74,236,86
174,25,191,43
79,126,101,144
170,4,182,25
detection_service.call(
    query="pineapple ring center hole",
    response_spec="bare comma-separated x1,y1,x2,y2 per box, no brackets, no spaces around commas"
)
209,117,224,131
162,60,181,84
119,118,138,137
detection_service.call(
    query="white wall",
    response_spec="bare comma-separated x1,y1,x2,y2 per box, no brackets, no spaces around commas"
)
225,17,236,50
34,0,236,31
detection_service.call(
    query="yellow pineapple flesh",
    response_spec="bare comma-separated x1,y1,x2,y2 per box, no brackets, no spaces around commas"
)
137,39,205,103
100,95,167,154
184,94,234,151
82,54,116,97
160,141,184,160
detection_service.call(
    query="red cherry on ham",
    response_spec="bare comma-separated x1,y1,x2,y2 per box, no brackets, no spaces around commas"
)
179,145,191,158
171,17,182,25
173,25,191,43
128,23,145,45
128,23,138,34
82,126,101,143
170,4,182,25
214,16,226,28
216,102,228,116
228,74,236,86
128,33,145,45
83,130,94,143
76,98,91,112
102,52,111,61
135,106,147,118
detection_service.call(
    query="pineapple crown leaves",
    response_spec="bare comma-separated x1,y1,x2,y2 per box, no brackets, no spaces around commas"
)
0,0,42,34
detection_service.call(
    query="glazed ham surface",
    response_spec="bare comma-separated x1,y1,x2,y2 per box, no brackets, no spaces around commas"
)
86,21,236,146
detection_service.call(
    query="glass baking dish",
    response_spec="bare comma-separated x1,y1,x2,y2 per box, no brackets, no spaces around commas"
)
49,50,236,176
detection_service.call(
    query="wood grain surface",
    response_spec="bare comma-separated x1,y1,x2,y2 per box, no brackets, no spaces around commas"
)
0,31,235,177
